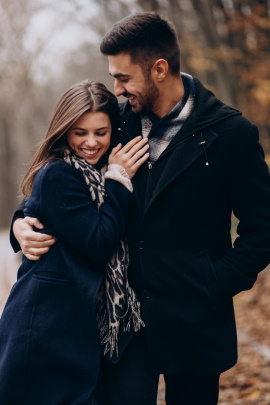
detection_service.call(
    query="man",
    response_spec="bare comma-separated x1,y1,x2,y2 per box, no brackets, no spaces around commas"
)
11,12,270,405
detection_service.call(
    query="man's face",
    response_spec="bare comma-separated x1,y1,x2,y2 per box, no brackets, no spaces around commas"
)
108,53,159,114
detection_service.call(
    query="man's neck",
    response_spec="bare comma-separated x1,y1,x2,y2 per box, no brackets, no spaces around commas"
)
152,75,185,119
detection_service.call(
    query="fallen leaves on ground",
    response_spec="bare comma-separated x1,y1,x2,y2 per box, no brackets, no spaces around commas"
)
219,265,270,404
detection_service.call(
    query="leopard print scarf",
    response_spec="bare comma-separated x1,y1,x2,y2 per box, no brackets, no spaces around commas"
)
64,147,144,357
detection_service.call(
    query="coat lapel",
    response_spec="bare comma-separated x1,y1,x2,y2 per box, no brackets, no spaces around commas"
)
120,104,218,218
120,109,144,210
146,128,218,211
120,107,141,143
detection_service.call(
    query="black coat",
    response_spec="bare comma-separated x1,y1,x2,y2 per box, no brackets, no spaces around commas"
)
118,77,270,375
1,161,133,404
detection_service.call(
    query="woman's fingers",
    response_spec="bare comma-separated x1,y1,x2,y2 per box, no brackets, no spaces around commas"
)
113,137,148,159
119,136,143,154
132,152,150,172
108,136,150,178
129,144,150,163
110,143,122,157
125,138,149,158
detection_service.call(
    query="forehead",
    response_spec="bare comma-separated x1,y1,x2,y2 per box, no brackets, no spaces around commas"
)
108,53,142,77
72,111,111,128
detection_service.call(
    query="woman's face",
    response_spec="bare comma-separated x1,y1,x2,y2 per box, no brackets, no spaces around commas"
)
67,111,112,165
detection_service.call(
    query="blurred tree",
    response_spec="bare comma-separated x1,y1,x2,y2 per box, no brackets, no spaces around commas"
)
0,0,100,227
0,0,45,227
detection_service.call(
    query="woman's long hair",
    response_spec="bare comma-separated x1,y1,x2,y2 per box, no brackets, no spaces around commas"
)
21,80,120,197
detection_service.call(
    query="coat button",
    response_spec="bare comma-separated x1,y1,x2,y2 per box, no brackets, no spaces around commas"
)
138,241,144,249
143,290,150,299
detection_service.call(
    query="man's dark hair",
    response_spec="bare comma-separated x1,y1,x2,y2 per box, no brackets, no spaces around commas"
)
100,12,180,76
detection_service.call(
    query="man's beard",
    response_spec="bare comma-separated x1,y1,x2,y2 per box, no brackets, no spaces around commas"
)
138,76,159,114
124,75,159,114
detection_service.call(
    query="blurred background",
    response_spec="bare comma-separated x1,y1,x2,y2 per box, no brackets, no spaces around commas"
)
0,0,270,403
1,0,270,230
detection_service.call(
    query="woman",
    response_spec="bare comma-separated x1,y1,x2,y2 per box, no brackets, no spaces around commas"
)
0,80,149,404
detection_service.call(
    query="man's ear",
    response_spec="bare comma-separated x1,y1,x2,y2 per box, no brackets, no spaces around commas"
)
151,59,169,82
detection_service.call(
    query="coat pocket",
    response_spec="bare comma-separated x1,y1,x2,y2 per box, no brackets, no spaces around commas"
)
195,249,225,306
33,271,72,285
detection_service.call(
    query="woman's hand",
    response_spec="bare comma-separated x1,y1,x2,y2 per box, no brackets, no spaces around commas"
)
109,136,149,179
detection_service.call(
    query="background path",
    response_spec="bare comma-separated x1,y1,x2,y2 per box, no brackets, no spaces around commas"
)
0,230,20,313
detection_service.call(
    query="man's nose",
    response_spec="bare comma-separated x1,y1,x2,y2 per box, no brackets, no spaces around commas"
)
114,80,125,97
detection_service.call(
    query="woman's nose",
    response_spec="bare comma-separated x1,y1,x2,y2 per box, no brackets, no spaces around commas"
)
85,134,97,147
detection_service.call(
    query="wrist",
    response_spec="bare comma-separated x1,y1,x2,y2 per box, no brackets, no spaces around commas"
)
105,164,133,192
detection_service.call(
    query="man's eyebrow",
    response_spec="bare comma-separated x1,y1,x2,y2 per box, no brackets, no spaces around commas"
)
110,73,130,78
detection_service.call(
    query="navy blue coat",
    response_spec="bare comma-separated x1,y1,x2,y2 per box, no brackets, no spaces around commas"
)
0,160,133,404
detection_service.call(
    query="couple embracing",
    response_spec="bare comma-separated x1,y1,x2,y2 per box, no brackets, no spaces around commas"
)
1,12,270,405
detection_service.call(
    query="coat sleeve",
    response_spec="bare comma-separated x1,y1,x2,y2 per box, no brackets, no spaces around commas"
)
26,161,134,265
214,123,270,297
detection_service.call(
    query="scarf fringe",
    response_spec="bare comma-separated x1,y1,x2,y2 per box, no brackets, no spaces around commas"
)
96,290,145,358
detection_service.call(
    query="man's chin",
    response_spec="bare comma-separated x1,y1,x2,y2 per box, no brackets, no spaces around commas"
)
131,104,150,115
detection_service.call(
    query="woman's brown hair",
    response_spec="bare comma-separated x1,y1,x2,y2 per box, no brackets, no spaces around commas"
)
21,80,119,197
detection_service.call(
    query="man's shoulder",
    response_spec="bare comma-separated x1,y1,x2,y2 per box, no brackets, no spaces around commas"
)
212,113,258,143
193,76,257,137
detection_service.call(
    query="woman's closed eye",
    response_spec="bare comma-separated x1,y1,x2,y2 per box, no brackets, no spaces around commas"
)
74,132,86,136
96,132,108,137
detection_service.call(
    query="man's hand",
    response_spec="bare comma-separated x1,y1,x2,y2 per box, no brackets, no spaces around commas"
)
13,217,56,261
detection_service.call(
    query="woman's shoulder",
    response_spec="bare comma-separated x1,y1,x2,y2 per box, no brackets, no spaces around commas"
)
30,159,87,196
37,159,83,182
42,159,73,172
